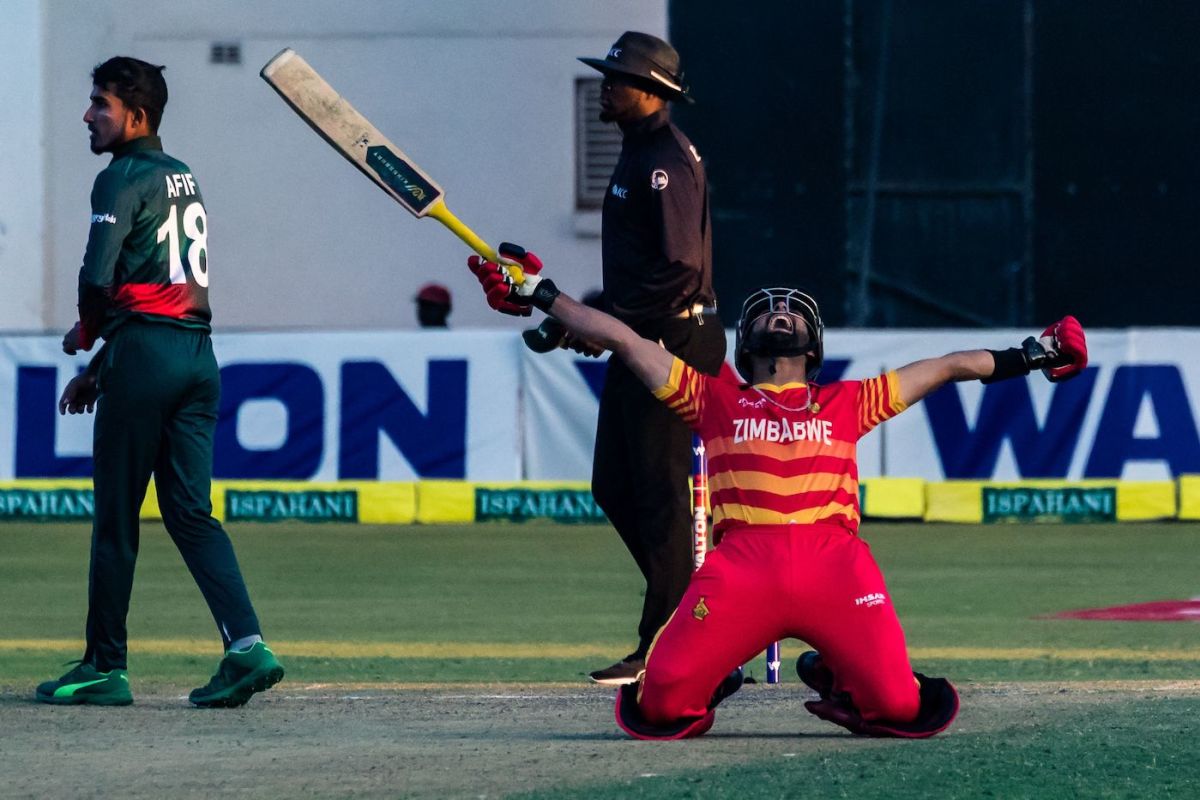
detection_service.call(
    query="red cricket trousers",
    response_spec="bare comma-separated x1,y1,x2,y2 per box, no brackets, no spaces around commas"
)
638,523,921,726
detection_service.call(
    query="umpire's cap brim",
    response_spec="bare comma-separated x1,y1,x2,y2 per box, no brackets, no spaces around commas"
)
578,57,694,104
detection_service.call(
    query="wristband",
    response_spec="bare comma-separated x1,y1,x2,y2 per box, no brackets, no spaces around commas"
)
982,344,1032,384
530,277,560,313
983,336,1053,384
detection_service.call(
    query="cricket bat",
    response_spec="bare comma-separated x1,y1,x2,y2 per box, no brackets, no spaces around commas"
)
260,48,523,281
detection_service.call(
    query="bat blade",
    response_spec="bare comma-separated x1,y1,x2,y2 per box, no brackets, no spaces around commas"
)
260,48,521,279
261,48,444,219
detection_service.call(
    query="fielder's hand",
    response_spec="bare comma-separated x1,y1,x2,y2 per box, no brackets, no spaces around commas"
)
468,243,544,316
1039,315,1087,382
62,323,85,355
59,373,99,415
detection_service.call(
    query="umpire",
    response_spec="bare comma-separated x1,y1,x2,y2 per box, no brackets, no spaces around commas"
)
37,57,282,707
578,33,726,684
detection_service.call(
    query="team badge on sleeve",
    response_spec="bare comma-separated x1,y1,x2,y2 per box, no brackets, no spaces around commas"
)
651,169,669,190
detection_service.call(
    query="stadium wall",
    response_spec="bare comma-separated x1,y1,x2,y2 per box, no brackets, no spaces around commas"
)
0,0,47,332
15,0,664,333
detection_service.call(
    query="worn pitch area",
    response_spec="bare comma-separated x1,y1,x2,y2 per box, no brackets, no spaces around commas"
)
3,681,1199,799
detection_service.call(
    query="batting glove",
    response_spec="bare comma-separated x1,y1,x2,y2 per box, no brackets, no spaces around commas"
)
1039,315,1088,382
467,243,560,315
983,315,1088,384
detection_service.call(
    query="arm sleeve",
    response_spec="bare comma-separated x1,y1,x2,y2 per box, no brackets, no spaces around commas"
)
653,356,709,428
856,371,909,438
648,145,706,294
77,168,138,347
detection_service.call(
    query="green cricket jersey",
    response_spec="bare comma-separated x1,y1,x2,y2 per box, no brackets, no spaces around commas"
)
78,135,212,348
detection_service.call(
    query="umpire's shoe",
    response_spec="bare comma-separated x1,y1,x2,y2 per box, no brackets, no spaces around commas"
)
189,642,285,708
589,653,646,686
36,661,133,706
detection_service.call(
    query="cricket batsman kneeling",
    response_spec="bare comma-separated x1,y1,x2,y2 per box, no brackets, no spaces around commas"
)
469,244,1088,740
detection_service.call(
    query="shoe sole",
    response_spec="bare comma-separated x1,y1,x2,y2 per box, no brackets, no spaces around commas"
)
588,670,645,687
36,691,133,707
191,664,285,709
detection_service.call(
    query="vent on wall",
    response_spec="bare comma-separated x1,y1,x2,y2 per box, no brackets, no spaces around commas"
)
575,78,621,210
210,42,242,65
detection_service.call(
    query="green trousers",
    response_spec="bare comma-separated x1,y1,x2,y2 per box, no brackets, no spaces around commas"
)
84,320,261,670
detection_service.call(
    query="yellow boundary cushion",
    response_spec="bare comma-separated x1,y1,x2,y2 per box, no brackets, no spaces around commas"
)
356,483,418,524
0,479,166,521
1116,481,1176,520
0,480,420,523
1178,475,1200,520
417,480,475,523
925,481,984,523
0,479,1177,525
212,481,415,524
418,480,598,523
926,480,1177,523
0,479,95,521
860,477,925,519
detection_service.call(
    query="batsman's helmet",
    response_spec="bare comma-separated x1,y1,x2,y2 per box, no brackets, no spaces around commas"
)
734,287,824,382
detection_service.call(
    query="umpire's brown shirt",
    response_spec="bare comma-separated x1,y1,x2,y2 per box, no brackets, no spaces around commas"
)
602,108,714,330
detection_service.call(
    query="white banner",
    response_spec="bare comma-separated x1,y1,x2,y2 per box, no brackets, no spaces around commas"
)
2,328,1198,482
519,347,607,481
520,329,1200,482
0,330,522,481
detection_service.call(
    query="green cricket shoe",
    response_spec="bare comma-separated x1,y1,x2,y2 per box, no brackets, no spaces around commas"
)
36,662,133,706
189,642,284,708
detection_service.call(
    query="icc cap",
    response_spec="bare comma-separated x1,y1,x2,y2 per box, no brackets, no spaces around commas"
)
415,283,451,307
578,31,693,104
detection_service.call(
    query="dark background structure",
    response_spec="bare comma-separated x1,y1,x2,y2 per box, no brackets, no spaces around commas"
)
670,0,1200,328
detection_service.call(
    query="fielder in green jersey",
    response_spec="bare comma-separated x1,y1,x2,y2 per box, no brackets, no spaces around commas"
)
38,57,283,708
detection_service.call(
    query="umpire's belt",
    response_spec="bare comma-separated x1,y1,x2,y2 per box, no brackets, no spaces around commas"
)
674,303,719,320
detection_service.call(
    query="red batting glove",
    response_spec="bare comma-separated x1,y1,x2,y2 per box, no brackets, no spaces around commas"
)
497,242,544,281
466,243,545,317
1041,315,1088,382
467,255,528,316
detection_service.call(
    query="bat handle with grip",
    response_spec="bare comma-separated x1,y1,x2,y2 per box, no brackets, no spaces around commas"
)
427,201,525,284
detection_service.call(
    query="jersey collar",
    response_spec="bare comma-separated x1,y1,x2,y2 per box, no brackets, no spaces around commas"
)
754,381,807,391
111,135,163,162
620,108,670,139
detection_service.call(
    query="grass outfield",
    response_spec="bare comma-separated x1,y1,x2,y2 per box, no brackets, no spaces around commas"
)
3,521,1198,798
1,521,1197,684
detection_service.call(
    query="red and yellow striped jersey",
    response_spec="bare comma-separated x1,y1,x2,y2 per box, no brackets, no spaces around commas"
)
654,358,908,536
